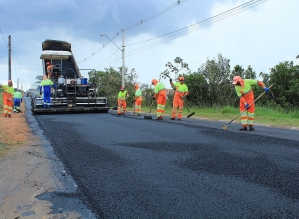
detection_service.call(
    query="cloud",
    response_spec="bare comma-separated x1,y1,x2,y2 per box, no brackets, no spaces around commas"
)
1,0,299,91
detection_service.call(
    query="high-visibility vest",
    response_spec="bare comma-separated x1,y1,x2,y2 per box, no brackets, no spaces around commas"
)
2,85,14,100
118,90,127,100
235,79,258,97
173,82,188,97
154,82,165,94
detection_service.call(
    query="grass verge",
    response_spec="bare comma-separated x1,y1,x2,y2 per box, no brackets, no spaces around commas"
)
128,104,299,128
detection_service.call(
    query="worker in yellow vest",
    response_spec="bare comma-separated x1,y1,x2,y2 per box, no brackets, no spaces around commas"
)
40,75,56,109
13,89,23,113
0,80,14,117
117,86,129,115
170,76,189,120
133,84,142,116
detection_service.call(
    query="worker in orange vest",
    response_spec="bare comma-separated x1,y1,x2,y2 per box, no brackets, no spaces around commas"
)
151,79,167,120
46,62,54,79
117,86,128,115
232,76,270,131
0,80,14,117
170,76,189,120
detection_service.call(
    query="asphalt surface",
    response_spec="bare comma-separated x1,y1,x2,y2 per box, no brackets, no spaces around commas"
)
32,106,299,218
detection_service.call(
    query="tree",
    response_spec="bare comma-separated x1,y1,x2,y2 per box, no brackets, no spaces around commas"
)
198,54,232,107
266,61,299,108
244,65,257,79
88,67,139,107
184,72,208,108
161,57,190,80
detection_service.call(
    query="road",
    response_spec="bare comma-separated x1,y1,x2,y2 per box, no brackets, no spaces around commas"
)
33,108,299,218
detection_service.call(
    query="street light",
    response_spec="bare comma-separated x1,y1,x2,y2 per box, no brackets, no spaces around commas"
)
100,32,125,87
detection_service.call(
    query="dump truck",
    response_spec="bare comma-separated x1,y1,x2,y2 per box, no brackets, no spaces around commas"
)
31,39,110,114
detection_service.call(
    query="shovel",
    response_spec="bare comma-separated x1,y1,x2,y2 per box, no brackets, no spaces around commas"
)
144,100,154,120
222,84,274,130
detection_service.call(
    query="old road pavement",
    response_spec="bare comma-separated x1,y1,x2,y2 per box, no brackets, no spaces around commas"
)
31,101,299,218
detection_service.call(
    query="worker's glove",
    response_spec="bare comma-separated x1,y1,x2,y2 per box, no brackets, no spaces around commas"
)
152,97,155,100
263,87,269,93
169,78,172,82
244,103,250,109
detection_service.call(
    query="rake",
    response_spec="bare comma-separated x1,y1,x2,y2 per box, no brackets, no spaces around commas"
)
144,100,154,120
184,100,195,118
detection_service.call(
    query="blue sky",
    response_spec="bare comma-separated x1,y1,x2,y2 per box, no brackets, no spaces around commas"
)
1,0,299,91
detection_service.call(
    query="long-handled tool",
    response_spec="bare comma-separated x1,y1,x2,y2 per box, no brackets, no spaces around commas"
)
184,100,195,118
222,84,274,130
144,100,154,120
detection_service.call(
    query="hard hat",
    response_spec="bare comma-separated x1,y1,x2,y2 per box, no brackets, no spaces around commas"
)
178,76,184,81
151,79,158,85
232,76,243,84
120,86,125,90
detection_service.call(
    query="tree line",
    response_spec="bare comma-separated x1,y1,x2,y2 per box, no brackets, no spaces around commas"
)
89,53,299,111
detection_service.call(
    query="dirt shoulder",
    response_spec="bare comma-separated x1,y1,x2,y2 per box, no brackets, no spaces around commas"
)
0,99,95,219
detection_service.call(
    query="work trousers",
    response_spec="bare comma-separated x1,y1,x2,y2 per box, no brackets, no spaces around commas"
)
134,97,142,114
118,99,126,115
43,90,51,108
3,99,13,117
240,92,255,127
156,90,167,118
14,98,21,112
171,96,184,119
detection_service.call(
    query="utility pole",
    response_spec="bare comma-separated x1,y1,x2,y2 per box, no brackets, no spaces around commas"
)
121,29,125,88
17,78,19,90
8,35,11,80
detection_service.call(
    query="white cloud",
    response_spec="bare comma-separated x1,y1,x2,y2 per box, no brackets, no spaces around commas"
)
1,0,299,91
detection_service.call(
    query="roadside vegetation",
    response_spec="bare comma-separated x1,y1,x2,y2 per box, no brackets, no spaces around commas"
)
87,53,298,128
0,90,28,156
126,105,299,128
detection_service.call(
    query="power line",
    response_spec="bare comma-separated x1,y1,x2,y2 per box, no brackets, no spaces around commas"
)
77,0,187,63
97,0,270,69
126,0,267,47
0,6,8,46
124,0,187,31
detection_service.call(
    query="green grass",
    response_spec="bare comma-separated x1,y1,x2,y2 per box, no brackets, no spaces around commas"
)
0,142,9,156
128,104,299,128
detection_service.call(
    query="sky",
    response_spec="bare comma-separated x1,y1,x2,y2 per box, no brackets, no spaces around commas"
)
0,0,299,91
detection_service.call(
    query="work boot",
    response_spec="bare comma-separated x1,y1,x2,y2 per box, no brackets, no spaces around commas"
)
170,118,175,120
249,125,255,131
177,118,181,121
239,126,248,131
155,117,163,120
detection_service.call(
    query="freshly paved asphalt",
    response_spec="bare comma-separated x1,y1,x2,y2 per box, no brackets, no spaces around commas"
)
33,107,299,218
